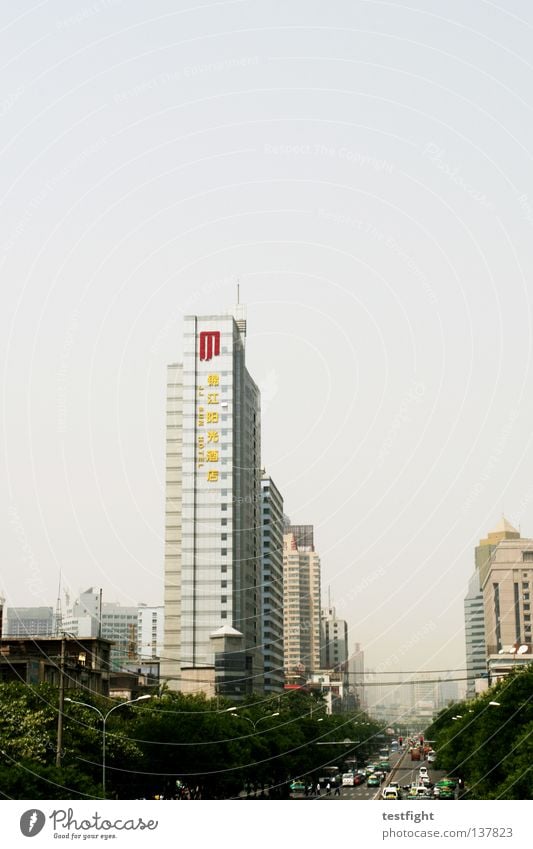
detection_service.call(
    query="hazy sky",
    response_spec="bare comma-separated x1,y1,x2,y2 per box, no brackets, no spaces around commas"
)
2,1,533,685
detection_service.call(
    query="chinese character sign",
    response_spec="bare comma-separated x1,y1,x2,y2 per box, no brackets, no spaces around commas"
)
199,330,221,362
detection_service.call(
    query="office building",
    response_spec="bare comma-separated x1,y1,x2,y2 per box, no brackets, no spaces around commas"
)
284,522,314,551
261,475,285,693
347,641,365,709
479,528,533,682
320,606,348,670
137,604,164,660
63,588,138,671
464,518,521,697
283,530,321,679
162,310,263,697
3,606,54,637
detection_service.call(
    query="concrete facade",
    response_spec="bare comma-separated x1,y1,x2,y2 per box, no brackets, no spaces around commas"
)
261,475,285,693
283,531,321,677
162,313,263,696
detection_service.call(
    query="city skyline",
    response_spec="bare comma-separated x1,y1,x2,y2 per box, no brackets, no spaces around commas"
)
3,1,533,685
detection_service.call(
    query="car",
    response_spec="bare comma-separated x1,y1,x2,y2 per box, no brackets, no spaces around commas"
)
427,751,436,763
437,787,454,799
365,764,377,775
378,761,391,772
418,766,429,779
342,773,355,787
289,780,306,793
353,774,365,786
367,774,381,787
408,785,431,799
436,778,457,790
382,787,399,800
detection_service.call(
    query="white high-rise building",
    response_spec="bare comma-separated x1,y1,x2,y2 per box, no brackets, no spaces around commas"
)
261,475,285,693
137,604,164,660
162,311,263,697
347,642,365,709
465,518,522,696
283,530,321,679
320,606,348,670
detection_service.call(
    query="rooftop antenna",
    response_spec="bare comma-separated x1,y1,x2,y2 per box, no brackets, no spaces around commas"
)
234,277,246,340
54,569,63,636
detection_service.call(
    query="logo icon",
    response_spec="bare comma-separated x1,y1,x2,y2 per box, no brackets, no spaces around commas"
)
199,330,221,362
20,810,46,837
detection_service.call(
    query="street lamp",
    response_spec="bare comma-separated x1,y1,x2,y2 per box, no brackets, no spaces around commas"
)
230,712,280,731
488,701,501,707
64,695,151,798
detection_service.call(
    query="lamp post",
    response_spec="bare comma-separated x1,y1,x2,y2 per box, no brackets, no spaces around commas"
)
230,711,280,731
65,695,151,798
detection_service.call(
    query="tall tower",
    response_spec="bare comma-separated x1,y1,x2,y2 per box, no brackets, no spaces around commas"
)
261,474,285,693
464,517,520,697
162,311,263,697
283,530,321,681
320,605,348,670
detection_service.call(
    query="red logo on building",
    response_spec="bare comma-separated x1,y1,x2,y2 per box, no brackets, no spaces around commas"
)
199,330,221,361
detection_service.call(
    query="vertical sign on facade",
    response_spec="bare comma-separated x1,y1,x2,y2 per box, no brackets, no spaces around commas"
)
197,330,221,482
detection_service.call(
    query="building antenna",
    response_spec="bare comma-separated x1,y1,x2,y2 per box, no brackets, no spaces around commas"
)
237,278,240,304
54,569,63,636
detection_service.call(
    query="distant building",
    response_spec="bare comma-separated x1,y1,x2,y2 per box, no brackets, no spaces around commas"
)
347,642,365,709
320,606,348,670
137,604,164,660
283,531,321,678
0,636,111,695
465,518,521,697
284,522,314,551
479,528,533,683
308,670,349,715
3,607,54,637
261,475,285,693
62,588,137,671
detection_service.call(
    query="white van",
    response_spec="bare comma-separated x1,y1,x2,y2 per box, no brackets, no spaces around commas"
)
342,773,355,787
382,786,399,800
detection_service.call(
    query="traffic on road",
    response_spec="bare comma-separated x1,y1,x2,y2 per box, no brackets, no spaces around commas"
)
289,736,463,801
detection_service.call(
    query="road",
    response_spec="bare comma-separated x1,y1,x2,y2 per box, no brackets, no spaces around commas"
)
292,749,450,801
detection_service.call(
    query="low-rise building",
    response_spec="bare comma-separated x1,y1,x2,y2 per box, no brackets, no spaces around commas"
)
0,636,111,695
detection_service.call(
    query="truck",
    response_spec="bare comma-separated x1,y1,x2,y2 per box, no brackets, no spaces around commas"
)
410,747,421,761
